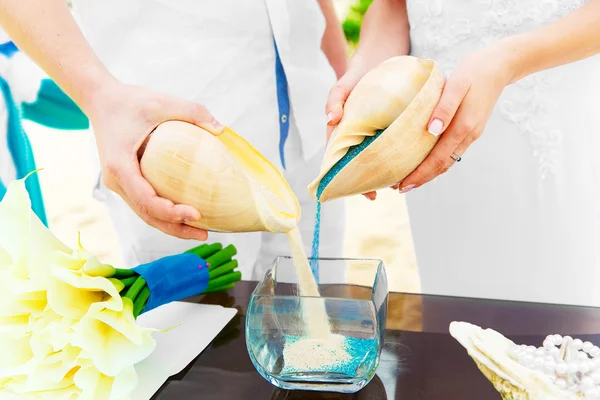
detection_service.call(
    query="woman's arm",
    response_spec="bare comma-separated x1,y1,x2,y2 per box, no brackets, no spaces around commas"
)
325,0,409,143
345,0,410,77
0,0,221,240
317,0,349,79
505,0,600,84
398,0,600,193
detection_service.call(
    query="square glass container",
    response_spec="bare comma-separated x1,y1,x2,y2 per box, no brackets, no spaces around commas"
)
245,257,388,393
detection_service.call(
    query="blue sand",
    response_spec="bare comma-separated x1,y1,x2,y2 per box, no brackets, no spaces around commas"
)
309,129,386,280
281,336,379,376
309,200,321,277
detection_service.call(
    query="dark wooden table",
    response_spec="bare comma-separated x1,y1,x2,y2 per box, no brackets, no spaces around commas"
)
152,281,600,399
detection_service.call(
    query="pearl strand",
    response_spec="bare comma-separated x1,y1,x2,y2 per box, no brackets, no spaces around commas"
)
508,334,600,399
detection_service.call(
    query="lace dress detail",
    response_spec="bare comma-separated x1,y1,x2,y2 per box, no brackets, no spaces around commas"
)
407,0,587,179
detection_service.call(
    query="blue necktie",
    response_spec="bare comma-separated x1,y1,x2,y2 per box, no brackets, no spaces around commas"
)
273,42,290,170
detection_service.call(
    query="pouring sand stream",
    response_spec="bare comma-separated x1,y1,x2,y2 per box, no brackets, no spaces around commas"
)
280,170,357,370
283,168,334,340
284,226,354,371
285,226,331,338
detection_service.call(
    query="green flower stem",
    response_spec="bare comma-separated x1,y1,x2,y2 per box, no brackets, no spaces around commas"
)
207,252,234,271
119,276,138,287
209,260,238,279
205,245,236,268
206,271,242,292
112,268,137,278
186,243,222,259
187,243,208,252
124,276,147,301
133,287,151,318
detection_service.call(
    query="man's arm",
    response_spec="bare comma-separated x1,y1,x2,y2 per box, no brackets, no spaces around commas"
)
0,0,116,115
0,0,222,241
317,0,348,79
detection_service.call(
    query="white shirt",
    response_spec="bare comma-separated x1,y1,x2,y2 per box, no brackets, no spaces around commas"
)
71,0,336,165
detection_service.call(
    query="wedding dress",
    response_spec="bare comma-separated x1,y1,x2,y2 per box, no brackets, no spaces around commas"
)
405,0,600,307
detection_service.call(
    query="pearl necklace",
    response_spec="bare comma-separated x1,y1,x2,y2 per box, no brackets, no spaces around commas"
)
509,334,600,398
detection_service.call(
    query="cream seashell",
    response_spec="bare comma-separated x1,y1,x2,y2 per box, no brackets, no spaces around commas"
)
449,322,577,400
307,56,445,202
140,121,300,233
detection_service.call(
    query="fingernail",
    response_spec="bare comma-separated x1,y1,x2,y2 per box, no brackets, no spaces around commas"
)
399,184,415,194
428,119,443,136
326,112,333,124
211,118,224,130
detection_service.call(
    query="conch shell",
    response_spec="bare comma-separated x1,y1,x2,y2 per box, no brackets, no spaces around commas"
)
140,121,300,233
449,322,578,400
307,56,445,202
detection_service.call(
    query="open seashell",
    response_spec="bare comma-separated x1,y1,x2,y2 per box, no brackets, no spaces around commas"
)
307,56,445,202
449,322,582,400
139,121,300,233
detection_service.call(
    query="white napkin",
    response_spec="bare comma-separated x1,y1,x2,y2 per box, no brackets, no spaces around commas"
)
132,301,238,400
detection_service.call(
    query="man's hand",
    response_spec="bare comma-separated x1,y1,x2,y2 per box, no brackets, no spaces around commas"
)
89,82,225,240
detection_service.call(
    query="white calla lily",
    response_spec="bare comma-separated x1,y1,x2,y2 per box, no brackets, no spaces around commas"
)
71,298,155,377
0,174,159,399
75,362,137,400
47,265,123,320
0,334,33,374
0,174,70,281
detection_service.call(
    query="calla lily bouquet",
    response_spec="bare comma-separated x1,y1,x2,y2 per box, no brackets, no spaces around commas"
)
0,172,241,399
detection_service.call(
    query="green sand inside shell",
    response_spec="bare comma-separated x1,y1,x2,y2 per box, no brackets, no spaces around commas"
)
309,129,385,278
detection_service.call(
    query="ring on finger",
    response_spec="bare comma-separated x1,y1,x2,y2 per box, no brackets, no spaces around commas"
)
450,153,462,162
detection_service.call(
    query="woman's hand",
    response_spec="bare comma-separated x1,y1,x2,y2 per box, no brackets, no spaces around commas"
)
325,66,370,141
323,0,411,200
87,81,225,241
395,40,520,194
325,63,397,201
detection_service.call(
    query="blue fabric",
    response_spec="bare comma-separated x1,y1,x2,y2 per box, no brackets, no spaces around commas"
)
132,252,210,314
22,79,89,130
0,179,5,200
0,42,18,58
0,76,48,226
274,42,290,169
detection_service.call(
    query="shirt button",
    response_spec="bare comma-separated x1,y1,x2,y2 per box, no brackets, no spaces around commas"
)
281,114,288,123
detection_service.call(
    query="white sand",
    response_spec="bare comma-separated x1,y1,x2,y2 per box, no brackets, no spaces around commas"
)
286,227,331,339
283,334,350,372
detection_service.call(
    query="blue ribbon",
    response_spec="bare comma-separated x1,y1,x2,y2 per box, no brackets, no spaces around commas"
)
132,252,210,314
0,76,48,226
22,79,89,130
0,41,18,58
